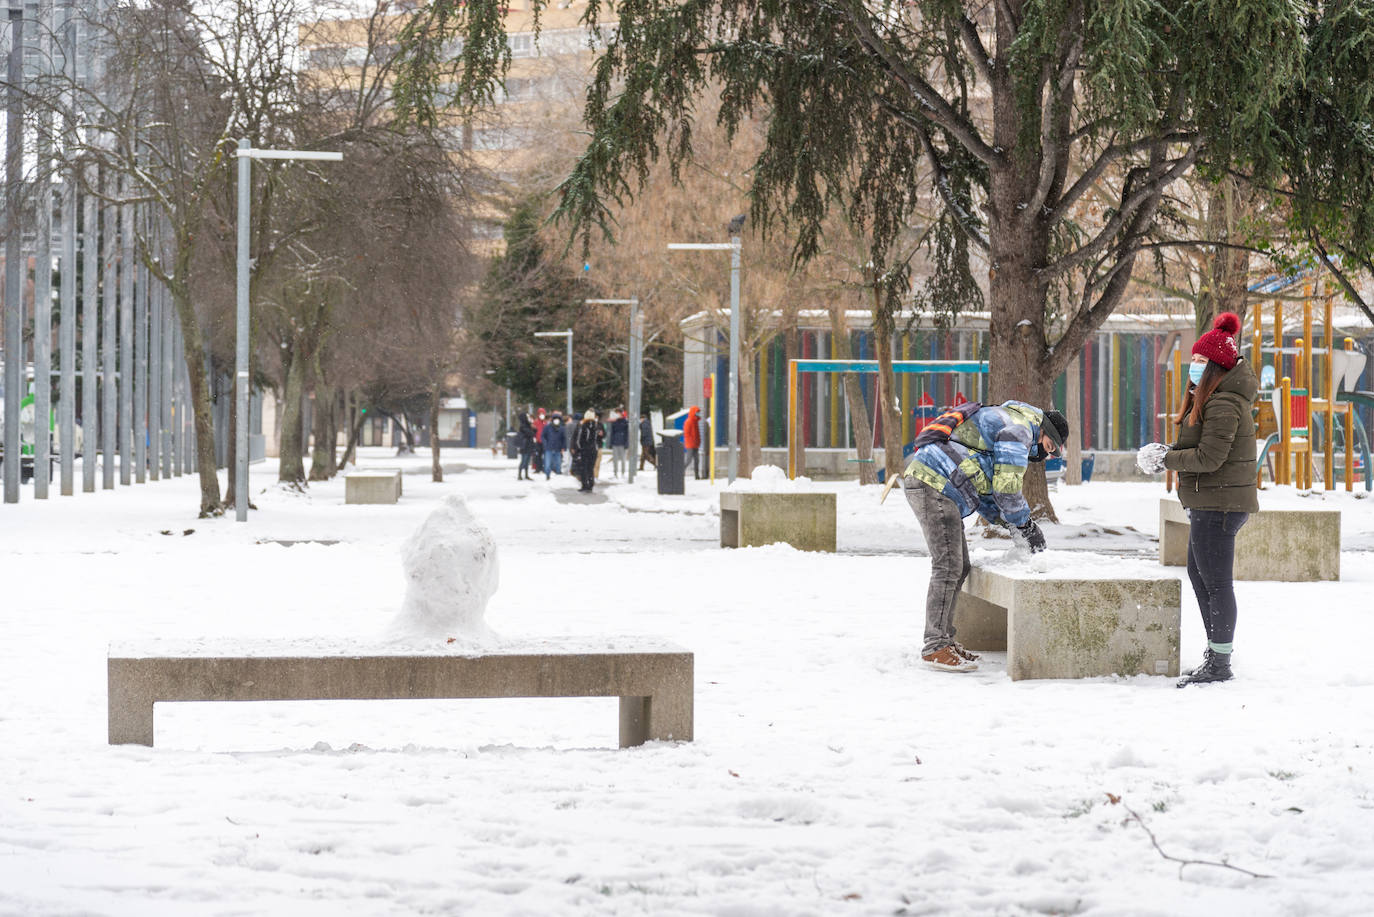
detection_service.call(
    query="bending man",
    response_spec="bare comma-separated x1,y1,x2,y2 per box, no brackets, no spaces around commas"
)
897,400,1068,673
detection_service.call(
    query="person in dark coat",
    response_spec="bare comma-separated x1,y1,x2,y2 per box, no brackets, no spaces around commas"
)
542,414,566,478
638,413,656,469
1138,312,1258,687
609,409,630,477
516,412,536,480
572,409,600,492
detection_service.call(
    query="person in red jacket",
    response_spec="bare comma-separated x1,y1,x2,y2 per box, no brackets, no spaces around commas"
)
683,405,702,479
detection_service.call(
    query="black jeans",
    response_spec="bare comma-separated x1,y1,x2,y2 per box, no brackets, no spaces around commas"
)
1186,509,1249,649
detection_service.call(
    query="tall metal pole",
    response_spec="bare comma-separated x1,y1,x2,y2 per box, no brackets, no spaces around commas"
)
147,215,160,481
235,138,250,521
565,329,572,416
134,208,147,483
101,191,115,489
728,235,740,483
118,193,133,484
3,5,23,504
81,173,96,492
33,0,51,498
58,0,76,496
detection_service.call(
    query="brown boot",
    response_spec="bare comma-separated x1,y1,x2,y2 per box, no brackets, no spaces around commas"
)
921,645,979,673
952,643,981,662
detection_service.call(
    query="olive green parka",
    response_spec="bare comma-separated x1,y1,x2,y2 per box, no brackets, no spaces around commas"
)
1163,357,1260,513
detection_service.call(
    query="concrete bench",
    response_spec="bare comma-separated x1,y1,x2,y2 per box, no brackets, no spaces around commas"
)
345,469,403,504
108,638,693,749
953,563,1181,680
719,491,837,552
1158,499,1340,581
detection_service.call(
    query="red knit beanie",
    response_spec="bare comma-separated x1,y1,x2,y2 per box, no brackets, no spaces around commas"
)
1191,312,1242,369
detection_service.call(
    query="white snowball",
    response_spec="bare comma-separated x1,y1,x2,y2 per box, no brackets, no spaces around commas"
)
389,494,498,640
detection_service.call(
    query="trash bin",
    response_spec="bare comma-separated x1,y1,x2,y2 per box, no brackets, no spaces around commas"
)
505,431,520,459
657,430,685,495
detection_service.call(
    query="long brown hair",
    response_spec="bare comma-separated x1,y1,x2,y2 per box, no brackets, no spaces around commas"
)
1175,360,1228,426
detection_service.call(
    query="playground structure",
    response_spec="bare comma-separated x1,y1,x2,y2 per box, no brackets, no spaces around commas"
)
1164,285,1372,492
785,358,988,479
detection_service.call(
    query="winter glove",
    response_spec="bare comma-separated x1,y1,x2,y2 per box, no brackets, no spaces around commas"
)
1136,442,1169,475
1017,520,1047,553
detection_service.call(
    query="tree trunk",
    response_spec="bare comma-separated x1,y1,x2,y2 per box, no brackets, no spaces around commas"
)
429,379,443,483
828,304,878,485
172,290,223,516
871,287,904,479
986,185,1056,519
308,383,337,481
278,347,307,486
338,392,365,468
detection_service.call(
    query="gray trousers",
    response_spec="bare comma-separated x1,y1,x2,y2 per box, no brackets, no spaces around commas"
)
903,479,971,654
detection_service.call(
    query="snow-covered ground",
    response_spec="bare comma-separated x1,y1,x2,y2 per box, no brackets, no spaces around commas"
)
1,449,1372,916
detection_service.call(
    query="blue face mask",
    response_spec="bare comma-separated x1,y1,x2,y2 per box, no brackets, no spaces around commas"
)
1188,363,1206,386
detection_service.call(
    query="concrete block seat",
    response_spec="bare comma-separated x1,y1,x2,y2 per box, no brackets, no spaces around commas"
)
345,469,403,504
1158,499,1339,581
719,491,837,552
108,637,693,749
953,559,1181,681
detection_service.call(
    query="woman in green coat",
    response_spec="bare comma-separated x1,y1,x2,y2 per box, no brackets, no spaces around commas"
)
1137,312,1258,686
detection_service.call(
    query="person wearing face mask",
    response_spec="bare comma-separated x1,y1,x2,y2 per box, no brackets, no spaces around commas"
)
892,399,1069,673
541,413,567,479
1136,312,1257,687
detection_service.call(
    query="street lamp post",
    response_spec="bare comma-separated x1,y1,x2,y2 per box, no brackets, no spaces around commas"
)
585,297,641,483
668,231,742,483
533,329,573,416
234,139,341,522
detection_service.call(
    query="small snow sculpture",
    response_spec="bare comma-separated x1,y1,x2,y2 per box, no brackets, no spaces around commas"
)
390,494,498,639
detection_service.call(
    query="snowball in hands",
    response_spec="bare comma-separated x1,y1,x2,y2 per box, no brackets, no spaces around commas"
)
1136,442,1169,475
390,494,498,639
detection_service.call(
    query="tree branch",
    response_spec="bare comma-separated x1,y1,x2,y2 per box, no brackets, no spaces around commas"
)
843,6,1004,169
1105,794,1274,881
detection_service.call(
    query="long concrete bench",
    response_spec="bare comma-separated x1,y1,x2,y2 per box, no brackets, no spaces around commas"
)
345,469,403,504
108,638,693,748
953,563,1181,680
1158,499,1339,581
719,491,837,552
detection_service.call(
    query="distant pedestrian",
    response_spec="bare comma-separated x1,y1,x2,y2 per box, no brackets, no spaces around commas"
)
593,411,607,480
516,412,536,480
609,409,630,477
542,414,566,478
573,409,600,492
531,409,547,475
639,413,657,469
683,405,702,479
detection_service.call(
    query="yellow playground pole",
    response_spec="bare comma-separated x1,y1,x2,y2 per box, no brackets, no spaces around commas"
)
708,371,717,484
1323,291,1335,488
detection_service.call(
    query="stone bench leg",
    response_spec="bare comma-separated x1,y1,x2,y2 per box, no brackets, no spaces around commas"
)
108,660,155,745
618,686,694,747
953,590,1009,651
